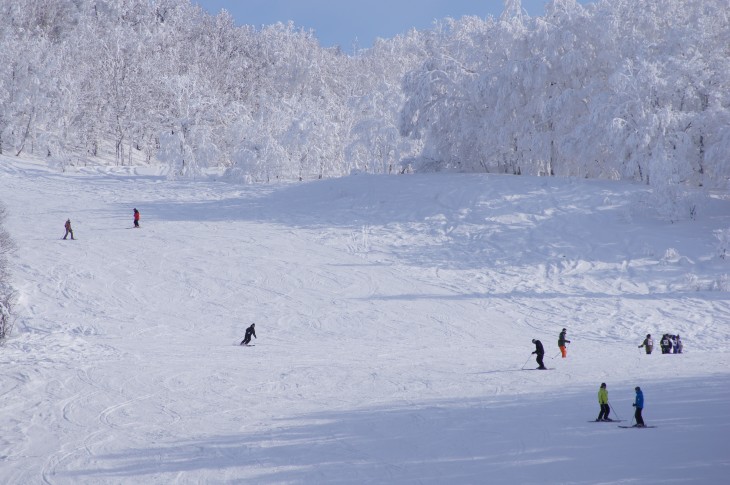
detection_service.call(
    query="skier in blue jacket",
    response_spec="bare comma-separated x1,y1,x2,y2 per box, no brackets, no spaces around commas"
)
632,386,645,427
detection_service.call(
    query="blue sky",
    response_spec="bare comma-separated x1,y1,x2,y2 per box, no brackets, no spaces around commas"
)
195,1,592,51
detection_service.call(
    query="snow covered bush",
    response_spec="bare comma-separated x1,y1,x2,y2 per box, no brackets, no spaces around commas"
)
714,274,729,292
0,200,16,339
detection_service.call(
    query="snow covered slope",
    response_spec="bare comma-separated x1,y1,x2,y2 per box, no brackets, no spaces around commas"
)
0,156,728,484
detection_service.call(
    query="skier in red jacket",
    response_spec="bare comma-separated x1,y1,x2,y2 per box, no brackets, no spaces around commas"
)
133,208,140,228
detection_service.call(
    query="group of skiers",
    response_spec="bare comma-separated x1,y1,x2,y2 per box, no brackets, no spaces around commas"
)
638,333,683,354
660,334,683,354
531,328,653,428
530,328,570,369
62,208,140,239
595,383,646,427
59,201,666,430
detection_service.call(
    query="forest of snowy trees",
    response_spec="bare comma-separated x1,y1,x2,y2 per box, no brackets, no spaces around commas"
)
0,0,727,190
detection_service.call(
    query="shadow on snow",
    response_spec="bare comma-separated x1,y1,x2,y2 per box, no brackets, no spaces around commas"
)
67,376,728,484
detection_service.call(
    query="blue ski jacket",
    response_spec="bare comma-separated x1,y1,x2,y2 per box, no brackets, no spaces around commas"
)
634,389,644,409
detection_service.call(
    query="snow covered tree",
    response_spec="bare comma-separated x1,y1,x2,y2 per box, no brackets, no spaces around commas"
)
0,200,15,339
0,0,727,198
398,0,730,217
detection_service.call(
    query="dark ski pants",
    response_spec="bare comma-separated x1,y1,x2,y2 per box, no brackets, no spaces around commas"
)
63,229,74,240
536,353,545,369
598,404,610,420
634,407,645,426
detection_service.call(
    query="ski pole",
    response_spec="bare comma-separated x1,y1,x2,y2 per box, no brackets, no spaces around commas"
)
521,354,533,369
608,402,621,421
551,351,560,359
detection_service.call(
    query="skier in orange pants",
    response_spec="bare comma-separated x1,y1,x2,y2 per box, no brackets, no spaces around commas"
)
558,328,571,358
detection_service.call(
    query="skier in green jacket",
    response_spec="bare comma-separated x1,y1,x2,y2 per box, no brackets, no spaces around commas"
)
596,383,612,421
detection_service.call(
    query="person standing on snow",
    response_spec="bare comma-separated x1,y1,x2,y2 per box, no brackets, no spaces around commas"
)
63,219,75,240
133,208,140,228
532,339,546,369
675,335,683,353
596,383,612,421
639,334,654,354
660,334,672,354
558,328,571,358
240,323,256,346
632,386,645,427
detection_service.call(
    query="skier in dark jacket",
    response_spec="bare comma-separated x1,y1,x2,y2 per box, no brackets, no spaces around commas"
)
639,334,653,354
660,334,672,354
632,386,645,427
532,339,546,369
63,219,75,240
558,328,571,358
240,323,256,345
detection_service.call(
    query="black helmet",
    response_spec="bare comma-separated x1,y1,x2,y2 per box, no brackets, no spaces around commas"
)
531,339,536,343
251,323,255,327
635,386,641,391
600,383,606,388
647,334,651,337
562,328,566,331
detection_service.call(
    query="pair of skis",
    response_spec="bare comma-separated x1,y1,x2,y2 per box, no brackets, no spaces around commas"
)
588,420,656,428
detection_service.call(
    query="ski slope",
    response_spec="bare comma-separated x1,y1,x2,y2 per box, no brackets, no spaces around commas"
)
1,155,728,484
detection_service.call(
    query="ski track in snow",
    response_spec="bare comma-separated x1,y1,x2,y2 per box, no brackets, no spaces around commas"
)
0,156,728,483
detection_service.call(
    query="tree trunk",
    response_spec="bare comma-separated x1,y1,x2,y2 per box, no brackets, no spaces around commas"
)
15,113,33,157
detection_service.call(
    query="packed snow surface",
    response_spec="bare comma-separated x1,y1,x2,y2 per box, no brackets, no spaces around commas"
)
0,156,728,484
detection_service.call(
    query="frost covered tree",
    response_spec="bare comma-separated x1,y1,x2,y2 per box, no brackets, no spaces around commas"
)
398,0,730,218
348,32,425,174
0,0,728,201
0,200,15,339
